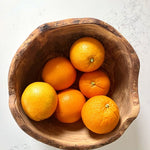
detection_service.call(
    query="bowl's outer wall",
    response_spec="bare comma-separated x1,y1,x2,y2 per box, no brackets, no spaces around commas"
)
8,18,140,150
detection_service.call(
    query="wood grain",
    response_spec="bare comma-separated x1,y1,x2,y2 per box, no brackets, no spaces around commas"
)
8,18,140,150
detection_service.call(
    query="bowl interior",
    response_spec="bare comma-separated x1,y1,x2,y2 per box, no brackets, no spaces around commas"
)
13,23,133,148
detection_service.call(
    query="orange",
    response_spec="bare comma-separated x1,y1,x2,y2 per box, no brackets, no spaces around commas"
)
79,70,110,98
42,57,76,90
81,95,119,134
70,37,105,72
55,89,86,123
21,82,58,121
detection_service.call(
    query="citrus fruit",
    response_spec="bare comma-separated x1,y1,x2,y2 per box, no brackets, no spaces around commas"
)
79,70,110,98
42,57,76,90
21,82,58,121
81,95,120,134
70,37,105,72
55,89,86,123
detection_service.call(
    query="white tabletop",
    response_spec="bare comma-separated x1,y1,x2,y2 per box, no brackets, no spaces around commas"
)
0,0,150,150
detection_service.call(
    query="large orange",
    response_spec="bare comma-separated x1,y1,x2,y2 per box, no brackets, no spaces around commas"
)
21,82,58,121
81,95,120,134
42,57,76,90
79,70,110,98
55,89,86,123
70,37,105,72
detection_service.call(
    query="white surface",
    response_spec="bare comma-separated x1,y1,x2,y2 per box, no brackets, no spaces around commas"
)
0,0,150,149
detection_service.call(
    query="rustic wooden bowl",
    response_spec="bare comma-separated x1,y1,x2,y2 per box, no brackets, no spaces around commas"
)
8,18,140,149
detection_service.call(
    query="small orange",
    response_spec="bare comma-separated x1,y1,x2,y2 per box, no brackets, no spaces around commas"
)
81,95,120,134
21,82,58,121
79,70,110,98
70,37,105,72
42,57,76,90
55,89,86,123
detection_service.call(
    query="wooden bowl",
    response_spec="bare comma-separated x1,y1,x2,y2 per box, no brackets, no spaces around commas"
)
8,18,140,149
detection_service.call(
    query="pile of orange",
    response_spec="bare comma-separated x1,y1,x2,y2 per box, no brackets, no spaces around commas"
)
21,37,120,134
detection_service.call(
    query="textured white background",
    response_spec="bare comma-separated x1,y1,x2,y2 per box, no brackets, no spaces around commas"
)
0,0,150,150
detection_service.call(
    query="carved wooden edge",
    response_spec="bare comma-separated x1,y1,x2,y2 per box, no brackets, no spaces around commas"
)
8,18,140,150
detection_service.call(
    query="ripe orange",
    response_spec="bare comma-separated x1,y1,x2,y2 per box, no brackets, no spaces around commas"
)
42,57,76,90
81,95,120,134
70,37,105,72
21,82,58,121
55,89,86,123
79,70,110,98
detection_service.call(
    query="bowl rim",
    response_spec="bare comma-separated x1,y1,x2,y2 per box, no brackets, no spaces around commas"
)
8,18,140,150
